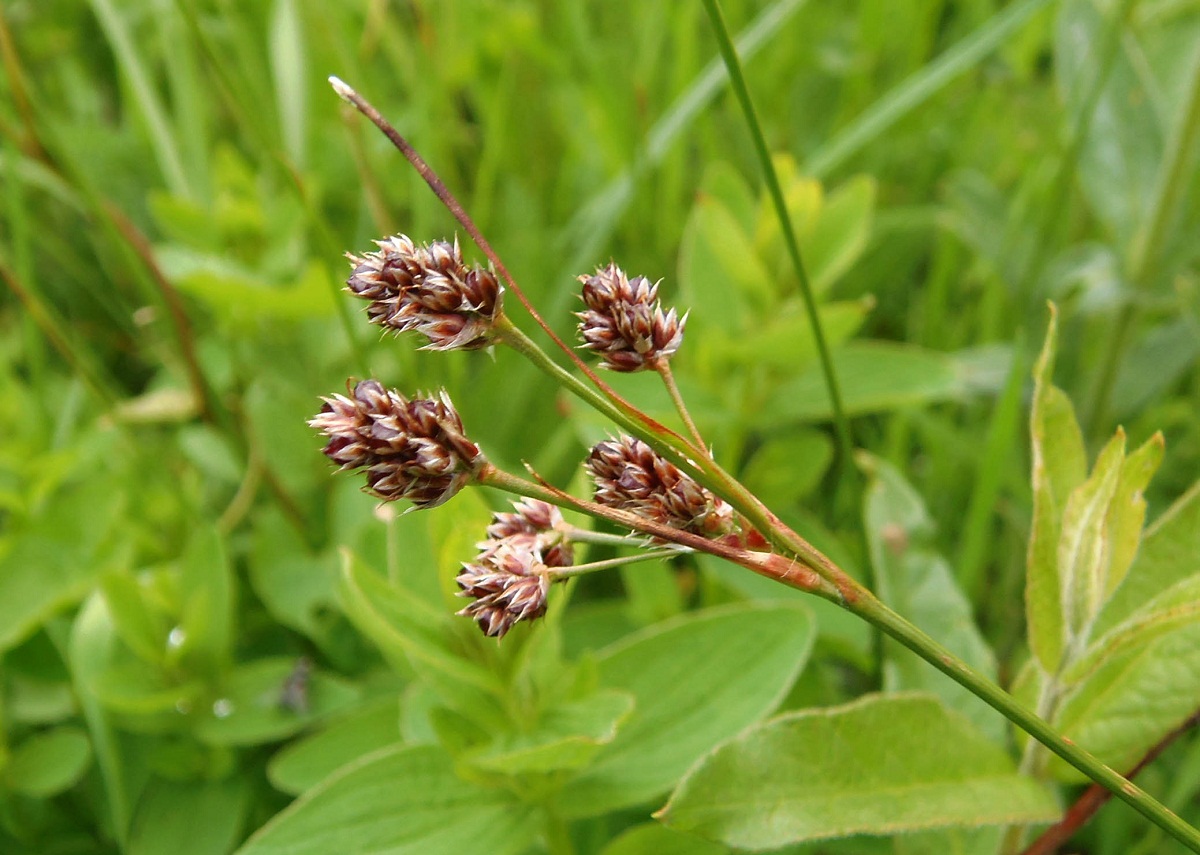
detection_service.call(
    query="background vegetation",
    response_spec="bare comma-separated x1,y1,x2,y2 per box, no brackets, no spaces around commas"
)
1,0,1198,853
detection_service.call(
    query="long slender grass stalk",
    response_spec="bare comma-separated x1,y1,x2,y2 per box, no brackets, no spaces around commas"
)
701,0,855,497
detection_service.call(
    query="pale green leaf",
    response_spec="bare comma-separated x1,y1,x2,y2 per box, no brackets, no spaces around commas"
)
236,745,539,855
1026,306,1087,673
765,342,968,426
467,689,634,775
862,455,1004,742
806,175,876,294
193,657,360,746
1050,618,1200,783
1059,430,1125,643
130,777,251,855
268,698,402,795
558,602,814,817
600,823,728,855
1103,432,1164,600
659,694,1059,849
1096,480,1200,635
5,726,92,797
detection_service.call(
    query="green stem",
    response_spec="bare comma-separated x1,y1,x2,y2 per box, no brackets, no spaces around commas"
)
550,548,684,579
701,0,855,491
850,589,1200,852
656,359,708,452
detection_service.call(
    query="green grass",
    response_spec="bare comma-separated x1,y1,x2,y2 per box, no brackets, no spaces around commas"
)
1,1,1198,853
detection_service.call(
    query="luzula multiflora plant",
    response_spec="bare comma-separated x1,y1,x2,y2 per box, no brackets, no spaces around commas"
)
311,77,1200,850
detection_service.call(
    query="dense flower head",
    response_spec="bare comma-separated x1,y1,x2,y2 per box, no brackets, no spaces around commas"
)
346,234,502,351
485,498,573,567
456,534,552,638
309,379,484,509
586,436,734,537
576,263,685,371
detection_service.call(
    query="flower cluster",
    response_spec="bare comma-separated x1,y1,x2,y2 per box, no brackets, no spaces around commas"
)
586,436,734,537
577,263,685,371
309,380,484,508
456,499,572,637
346,235,502,351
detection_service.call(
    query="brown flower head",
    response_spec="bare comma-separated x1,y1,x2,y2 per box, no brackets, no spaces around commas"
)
576,263,685,371
346,234,502,351
456,534,552,638
309,379,485,509
485,498,573,568
586,436,734,537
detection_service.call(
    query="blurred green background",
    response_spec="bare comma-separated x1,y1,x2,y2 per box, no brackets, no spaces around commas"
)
1,0,1198,852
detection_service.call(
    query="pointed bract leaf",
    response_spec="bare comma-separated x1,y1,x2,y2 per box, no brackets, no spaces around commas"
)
1026,306,1087,672
1104,433,1164,600
659,694,1059,849
1059,430,1126,644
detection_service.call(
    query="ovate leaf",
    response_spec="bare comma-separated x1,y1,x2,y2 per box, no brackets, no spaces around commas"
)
5,726,92,797
236,745,539,855
659,694,1058,849
558,602,814,817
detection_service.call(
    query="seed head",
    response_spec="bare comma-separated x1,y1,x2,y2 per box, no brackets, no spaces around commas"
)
456,535,552,638
576,263,685,371
309,379,484,509
485,498,573,567
346,234,502,351
586,436,734,537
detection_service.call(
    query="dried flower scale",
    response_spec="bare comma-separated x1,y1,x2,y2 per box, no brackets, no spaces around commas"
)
576,263,685,371
346,234,502,351
309,380,484,509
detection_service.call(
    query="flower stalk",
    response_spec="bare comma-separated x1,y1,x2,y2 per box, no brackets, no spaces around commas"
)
319,75,1200,850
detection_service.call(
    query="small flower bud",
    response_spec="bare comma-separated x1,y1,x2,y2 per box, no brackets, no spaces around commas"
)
586,436,734,537
456,535,552,638
576,263,685,371
309,380,485,509
346,234,502,351
485,498,573,567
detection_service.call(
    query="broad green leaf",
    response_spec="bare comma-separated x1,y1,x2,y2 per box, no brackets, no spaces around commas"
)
1055,0,1163,247
1059,431,1125,643
805,175,876,294
249,509,339,642
558,602,814,817
337,550,505,722
466,689,634,775
194,657,360,746
658,694,1058,849
600,823,728,855
161,250,335,324
710,298,871,371
894,827,1002,855
178,526,235,679
0,478,126,652
862,455,1004,742
268,698,402,795
739,428,833,506
236,745,539,855
1065,574,1200,689
1049,617,1200,783
765,342,966,426
4,726,92,797
129,776,250,855
99,570,170,666
1026,307,1087,672
1097,479,1200,635
678,195,771,332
